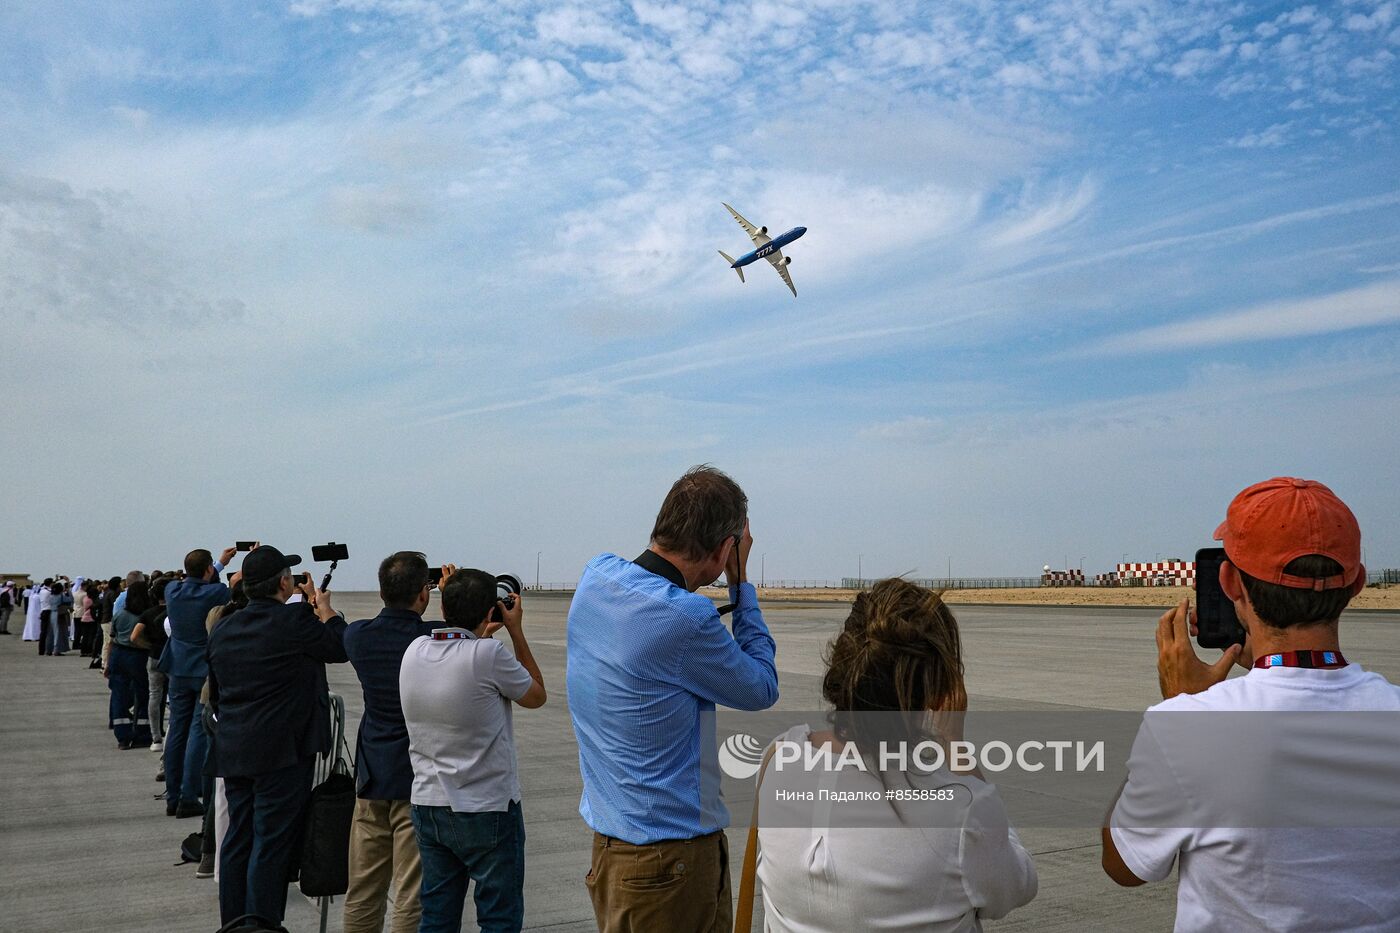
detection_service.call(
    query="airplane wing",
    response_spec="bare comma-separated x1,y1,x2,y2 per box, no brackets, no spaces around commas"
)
723,202,771,246
766,250,797,297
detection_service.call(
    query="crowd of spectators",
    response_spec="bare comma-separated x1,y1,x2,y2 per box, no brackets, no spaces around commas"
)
10,469,1398,933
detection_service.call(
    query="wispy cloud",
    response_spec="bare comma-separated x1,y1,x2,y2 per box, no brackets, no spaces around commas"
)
1084,280,1400,355
986,190,1400,284
987,177,1096,247
0,170,247,329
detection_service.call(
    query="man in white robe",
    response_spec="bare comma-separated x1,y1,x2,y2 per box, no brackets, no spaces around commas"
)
23,583,46,641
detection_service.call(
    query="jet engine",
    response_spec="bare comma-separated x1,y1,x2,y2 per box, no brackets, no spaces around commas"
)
759,226,767,235
784,256,792,265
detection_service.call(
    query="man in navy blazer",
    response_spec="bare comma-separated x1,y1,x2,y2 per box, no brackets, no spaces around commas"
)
207,545,348,927
160,545,236,817
341,551,438,933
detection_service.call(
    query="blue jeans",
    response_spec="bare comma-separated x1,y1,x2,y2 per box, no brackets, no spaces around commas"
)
412,801,525,933
164,677,208,805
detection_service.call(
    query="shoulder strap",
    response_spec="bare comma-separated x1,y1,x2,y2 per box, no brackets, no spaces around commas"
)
733,743,778,933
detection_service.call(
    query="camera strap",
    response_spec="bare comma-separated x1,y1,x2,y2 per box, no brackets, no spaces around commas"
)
431,628,476,641
633,549,736,615
1253,650,1347,670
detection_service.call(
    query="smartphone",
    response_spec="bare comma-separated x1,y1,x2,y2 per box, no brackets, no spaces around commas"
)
427,567,441,589
236,541,257,551
1195,547,1245,650
312,542,349,562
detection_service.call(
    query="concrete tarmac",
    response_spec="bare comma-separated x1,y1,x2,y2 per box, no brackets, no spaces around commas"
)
3,593,1398,932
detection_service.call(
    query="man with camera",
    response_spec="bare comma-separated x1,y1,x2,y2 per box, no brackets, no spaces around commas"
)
567,465,778,933
399,566,546,933
161,545,236,818
207,545,348,927
1102,477,1400,930
341,551,438,933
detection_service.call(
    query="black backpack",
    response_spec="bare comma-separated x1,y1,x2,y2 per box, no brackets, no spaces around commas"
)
179,831,202,864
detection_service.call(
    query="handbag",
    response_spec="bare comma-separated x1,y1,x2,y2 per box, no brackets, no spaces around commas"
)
733,744,778,933
297,735,356,897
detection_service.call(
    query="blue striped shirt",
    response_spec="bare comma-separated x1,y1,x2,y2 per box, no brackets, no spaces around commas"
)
566,552,778,844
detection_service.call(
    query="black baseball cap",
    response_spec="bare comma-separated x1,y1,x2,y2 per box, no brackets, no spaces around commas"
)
240,546,301,587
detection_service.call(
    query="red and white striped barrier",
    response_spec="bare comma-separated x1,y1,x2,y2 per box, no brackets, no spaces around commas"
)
1041,569,1086,587
1115,561,1195,587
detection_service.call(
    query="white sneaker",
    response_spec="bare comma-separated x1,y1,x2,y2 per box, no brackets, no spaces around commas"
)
150,741,163,753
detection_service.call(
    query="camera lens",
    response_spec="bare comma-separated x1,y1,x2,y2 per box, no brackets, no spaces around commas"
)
495,574,522,603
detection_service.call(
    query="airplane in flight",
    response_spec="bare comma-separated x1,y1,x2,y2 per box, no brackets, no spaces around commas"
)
717,203,807,297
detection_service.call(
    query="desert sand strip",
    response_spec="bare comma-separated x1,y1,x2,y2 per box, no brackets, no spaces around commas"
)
714,586,1400,611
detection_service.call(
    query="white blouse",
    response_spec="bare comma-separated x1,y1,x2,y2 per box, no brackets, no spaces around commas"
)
756,725,1037,932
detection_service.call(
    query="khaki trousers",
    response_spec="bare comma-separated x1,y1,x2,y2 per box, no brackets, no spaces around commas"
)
585,829,731,933
343,798,423,933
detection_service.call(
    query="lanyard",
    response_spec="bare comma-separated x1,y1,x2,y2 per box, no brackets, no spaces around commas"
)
1253,650,1347,670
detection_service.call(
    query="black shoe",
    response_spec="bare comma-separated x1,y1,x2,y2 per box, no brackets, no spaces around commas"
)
118,741,132,750
156,770,165,782
176,800,205,819
166,799,178,817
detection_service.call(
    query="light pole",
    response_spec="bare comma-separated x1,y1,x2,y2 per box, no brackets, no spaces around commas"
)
761,553,766,588
535,551,541,590
947,556,951,582
858,554,863,584
1079,556,1085,571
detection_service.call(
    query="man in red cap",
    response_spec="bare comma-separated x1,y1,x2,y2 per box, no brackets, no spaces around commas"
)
1100,477,1400,931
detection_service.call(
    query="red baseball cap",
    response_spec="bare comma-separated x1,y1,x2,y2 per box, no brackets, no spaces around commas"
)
1214,477,1362,591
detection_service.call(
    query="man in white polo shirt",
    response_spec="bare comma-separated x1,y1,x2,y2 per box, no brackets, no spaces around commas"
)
400,566,546,933
1102,477,1400,932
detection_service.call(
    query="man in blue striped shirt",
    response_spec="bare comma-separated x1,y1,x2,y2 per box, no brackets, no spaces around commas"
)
567,465,778,933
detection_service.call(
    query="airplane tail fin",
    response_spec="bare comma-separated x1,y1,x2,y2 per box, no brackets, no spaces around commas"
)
718,250,744,283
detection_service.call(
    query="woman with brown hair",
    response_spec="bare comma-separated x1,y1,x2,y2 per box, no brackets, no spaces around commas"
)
755,579,1037,932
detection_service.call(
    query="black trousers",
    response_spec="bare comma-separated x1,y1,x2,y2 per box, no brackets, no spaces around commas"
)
219,758,315,925
38,610,49,655
76,620,96,656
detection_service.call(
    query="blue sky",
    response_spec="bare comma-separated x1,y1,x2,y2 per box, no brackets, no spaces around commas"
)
2,1,1398,588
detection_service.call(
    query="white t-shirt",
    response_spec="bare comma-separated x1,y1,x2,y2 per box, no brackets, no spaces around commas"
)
1111,664,1400,932
399,629,534,813
757,725,1037,933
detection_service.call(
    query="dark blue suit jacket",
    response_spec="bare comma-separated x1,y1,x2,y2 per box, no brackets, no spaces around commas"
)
207,597,348,777
160,575,230,679
343,608,435,800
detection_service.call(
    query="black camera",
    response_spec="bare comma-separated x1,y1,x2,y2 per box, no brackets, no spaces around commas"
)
491,573,522,622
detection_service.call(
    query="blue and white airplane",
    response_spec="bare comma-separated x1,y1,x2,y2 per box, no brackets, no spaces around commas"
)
718,203,806,297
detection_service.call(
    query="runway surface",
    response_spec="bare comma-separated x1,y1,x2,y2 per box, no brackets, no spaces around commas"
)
4,592,1398,932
